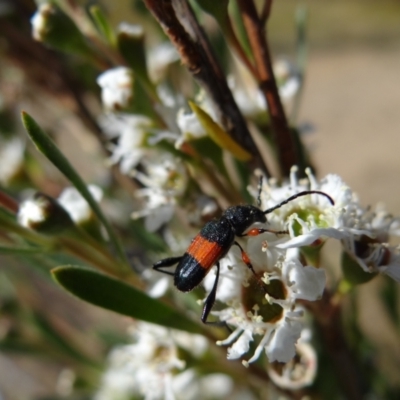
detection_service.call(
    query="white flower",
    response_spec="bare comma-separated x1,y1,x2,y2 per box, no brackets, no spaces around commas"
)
267,329,318,390
379,247,400,281
131,153,188,232
204,247,325,364
17,192,74,233
31,3,52,42
57,185,103,223
18,195,47,227
201,168,400,365
255,167,400,281
227,59,300,119
99,113,152,174
95,323,185,400
97,67,134,111
254,167,357,249
175,92,217,148
227,74,265,118
95,322,209,400
148,42,180,83
0,136,25,185
118,22,144,37
273,59,300,101
132,190,175,232
176,108,207,139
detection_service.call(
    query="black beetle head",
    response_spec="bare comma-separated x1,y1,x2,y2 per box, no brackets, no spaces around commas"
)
222,205,266,235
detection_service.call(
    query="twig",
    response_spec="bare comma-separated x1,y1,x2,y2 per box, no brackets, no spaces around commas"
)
260,0,273,25
143,0,270,176
223,16,259,78
303,291,367,400
237,0,297,177
0,191,19,214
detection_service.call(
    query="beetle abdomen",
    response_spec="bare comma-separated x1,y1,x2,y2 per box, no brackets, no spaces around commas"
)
174,253,206,292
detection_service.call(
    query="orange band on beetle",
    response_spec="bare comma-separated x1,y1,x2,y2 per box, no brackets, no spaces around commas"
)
187,235,224,270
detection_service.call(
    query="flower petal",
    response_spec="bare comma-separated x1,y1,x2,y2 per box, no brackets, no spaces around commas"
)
265,320,302,363
227,329,253,360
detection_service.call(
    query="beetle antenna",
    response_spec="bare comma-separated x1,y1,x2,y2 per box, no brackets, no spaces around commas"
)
256,175,263,207
263,190,334,215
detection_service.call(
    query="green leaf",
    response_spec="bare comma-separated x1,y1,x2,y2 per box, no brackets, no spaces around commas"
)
117,26,158,101
341,251,377,285
0,245,48,255
33,3,91,56
189,101,251,161
21,112,129,272
89,5,116,46
195,0,229,22
0,207,53,248
52,266,204,334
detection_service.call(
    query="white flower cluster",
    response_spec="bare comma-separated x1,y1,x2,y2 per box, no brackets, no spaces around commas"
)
95,322,253,400
201,167,400,366
0,136,25,185
18,185,102,228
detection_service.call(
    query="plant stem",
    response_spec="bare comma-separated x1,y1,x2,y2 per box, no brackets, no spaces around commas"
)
260,0,273,25
0,190,19,213
237,0,298,177
304,291,367,400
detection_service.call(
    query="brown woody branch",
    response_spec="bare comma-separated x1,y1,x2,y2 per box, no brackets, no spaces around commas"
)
143,0,270,176
237,0,298,177
260,0,273,25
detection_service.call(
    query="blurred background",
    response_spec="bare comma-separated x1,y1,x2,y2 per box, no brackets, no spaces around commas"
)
0,0,400,399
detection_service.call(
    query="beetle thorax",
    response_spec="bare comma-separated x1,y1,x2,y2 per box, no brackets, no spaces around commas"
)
223,205,267,235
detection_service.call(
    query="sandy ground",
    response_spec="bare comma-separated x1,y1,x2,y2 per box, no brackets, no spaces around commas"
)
301,45,400,385
301,45,400,214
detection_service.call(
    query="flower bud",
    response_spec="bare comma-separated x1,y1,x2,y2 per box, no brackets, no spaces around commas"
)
268,340,317,390
57,185,104,241
31,3,90,56
341,249,377,285
18,192,75,235
97,67,134,111
0,136,25,186
147,42,179,83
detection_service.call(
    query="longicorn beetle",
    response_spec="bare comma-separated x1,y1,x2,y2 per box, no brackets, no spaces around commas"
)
153,190,334,326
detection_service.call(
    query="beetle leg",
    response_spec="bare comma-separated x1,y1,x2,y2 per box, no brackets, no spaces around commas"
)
238,228,289,237
234,241,259,278
234,241,268,294
153,256,183,276
201,262,231,331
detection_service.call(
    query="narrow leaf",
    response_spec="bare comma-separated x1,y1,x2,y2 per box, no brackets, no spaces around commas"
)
52,266,204,334
0,245,49,255
195,0,229,22
189,101,251,161
89,5,116,46
21,112,129,271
